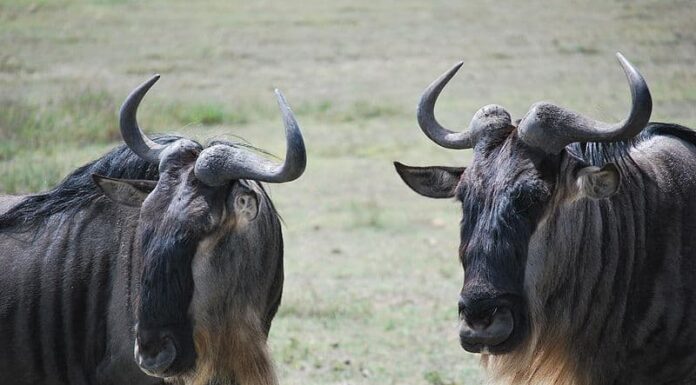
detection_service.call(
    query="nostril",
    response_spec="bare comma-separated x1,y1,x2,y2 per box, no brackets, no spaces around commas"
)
459,306,515,349
138,334,169,356
465,307,498,330
137,330,170,354
134,330,178,377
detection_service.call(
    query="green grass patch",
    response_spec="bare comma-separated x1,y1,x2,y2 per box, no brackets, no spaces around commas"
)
0,90,270,193
0,88,120,161
175,103,227,126
424,370,458,385
294,99,403,123
170,99,290,128
345,100,401,121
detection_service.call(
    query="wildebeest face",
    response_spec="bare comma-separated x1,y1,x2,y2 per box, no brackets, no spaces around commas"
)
92,75,305,382
396,133,622,354
397,134,555,354
396,54,646,356
95,139,264,378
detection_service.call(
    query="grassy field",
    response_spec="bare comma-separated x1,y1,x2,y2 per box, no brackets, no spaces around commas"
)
1,1,695,384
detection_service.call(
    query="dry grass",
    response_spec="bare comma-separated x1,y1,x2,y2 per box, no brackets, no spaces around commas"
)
1,0,695,384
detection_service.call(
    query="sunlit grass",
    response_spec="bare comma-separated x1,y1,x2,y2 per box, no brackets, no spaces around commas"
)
1,1,695,384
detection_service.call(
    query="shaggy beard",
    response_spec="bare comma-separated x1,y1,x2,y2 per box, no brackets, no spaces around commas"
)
482,328,589,385
172,310,277,385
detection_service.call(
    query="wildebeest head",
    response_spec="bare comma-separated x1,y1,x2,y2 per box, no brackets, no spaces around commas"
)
395,54,651,355
93,76,305,382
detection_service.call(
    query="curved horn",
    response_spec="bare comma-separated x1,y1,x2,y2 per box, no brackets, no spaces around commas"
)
120,75,166,163
417,62,513,149
194,89,306,185
417,61,476,149
518,53,652,154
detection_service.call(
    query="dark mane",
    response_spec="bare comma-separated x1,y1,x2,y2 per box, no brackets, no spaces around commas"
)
0,136,181,232
567,122,696,166
0,136,283,232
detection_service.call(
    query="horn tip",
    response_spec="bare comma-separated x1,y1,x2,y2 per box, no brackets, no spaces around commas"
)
614,52,642,82
441,61,464,79
274,89,289,108
615,52,627,64
615,52,637,73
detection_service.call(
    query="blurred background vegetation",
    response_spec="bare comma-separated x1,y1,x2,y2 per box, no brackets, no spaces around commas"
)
1,0,695,384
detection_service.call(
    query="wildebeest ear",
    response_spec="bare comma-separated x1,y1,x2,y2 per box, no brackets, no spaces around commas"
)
393,161,465,199
230,182,259,222
92,174,157,208
575,163,620,199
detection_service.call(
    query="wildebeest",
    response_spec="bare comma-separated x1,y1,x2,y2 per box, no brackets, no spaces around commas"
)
0,75,306,385
394,53,696,385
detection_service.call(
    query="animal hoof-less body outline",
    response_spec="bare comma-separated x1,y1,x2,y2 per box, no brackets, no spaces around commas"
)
396,54,696,385
0,76,306,385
